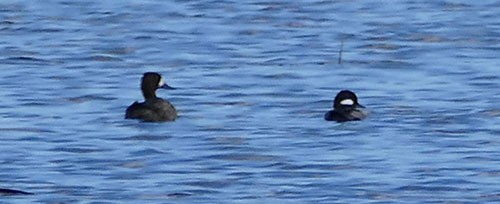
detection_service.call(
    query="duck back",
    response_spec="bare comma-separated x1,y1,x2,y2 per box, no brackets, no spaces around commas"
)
125,98,177,122
324,109,365,122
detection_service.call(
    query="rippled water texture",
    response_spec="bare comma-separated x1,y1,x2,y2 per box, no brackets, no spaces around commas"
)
1,0,499,203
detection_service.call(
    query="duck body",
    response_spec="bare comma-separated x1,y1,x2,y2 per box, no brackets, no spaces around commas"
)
324,109,366,122
0,188,33,195
126,98,177,122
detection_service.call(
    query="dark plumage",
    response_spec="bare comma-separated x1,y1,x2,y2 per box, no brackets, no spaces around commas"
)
324,90,367,122
0,188,32,195
125,72,177,122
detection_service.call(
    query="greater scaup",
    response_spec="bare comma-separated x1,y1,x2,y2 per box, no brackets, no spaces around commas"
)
0,188,32,195
125,72,177,122
324,90,367,122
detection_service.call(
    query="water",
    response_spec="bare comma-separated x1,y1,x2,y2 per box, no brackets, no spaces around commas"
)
1,0,499,203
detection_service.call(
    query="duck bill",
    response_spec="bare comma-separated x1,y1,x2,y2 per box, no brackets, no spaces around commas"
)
160,84,176,90
356,103,365,109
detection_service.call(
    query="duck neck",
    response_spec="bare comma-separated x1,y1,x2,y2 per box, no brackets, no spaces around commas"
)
142,87,157,100
334,106,354,113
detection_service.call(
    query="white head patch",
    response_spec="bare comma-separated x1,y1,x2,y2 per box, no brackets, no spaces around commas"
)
158,78,165,87
340,99,354,106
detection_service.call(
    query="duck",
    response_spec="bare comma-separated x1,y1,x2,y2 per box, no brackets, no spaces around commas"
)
324,90,367,122
125,72,177,122
0,188,32,195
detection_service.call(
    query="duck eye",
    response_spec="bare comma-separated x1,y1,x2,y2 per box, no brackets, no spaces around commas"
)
340,99,354,106
158,78,165,87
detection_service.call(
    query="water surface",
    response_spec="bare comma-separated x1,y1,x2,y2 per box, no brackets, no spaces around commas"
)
1,0,499,203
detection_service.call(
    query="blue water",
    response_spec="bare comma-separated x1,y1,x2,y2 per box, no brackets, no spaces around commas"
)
1,0,500,203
